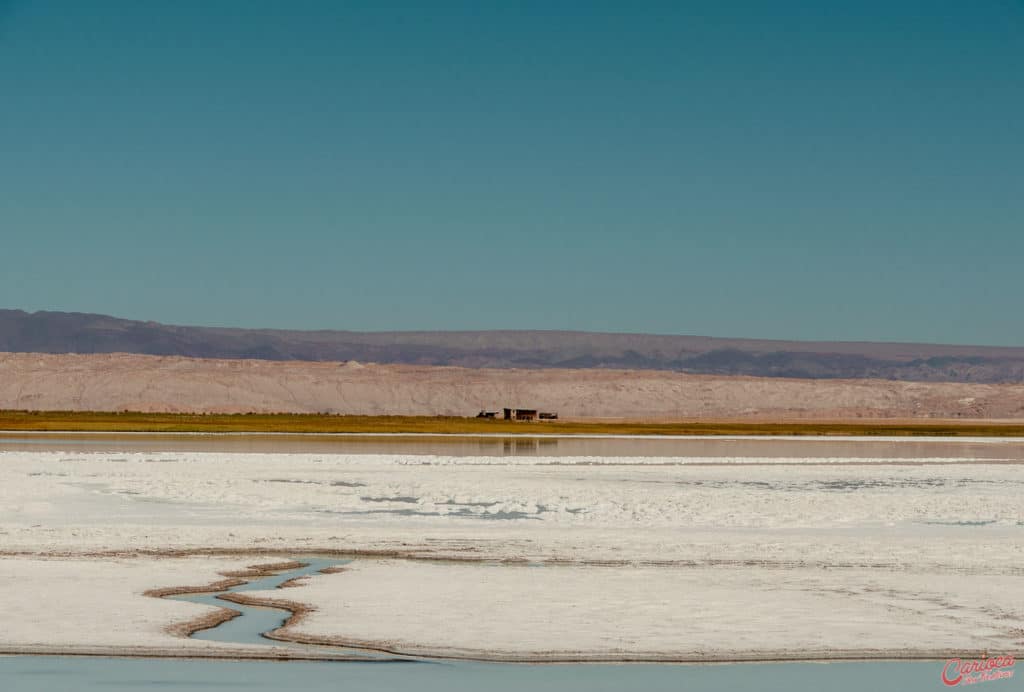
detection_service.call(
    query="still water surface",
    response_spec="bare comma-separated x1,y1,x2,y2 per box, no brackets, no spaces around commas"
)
0,657,949,692
2,431,1023,459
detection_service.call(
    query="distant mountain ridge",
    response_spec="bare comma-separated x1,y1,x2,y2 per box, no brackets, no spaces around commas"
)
2,309,1023,383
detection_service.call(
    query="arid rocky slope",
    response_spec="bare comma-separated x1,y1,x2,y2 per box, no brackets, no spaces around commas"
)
3,309,1024,383
2,352,1023,419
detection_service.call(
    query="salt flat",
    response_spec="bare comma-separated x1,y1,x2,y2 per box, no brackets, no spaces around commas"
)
262,560,1021,661
0,447,1021,659
0,556,296,657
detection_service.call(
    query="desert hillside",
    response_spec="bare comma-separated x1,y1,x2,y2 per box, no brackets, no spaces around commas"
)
2,352,1023,420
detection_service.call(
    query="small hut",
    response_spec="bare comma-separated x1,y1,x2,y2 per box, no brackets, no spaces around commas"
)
503,408,538,421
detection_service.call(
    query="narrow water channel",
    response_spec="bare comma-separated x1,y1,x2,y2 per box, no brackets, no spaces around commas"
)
167,557,389,659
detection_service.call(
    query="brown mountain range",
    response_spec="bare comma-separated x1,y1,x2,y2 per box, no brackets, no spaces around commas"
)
2,309,1023,383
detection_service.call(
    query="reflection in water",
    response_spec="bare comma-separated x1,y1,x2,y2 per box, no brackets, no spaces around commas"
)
502,438,560,455
2,432,1023,459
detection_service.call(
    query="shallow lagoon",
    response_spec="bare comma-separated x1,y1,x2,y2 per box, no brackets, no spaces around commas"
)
0,657,952,692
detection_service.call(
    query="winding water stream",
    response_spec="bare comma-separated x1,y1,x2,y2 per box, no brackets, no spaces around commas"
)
167,557,390,659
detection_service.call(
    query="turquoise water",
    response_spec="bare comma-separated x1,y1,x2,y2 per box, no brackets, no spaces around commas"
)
168,558,352,649
0,657,960,692
167,557,394,660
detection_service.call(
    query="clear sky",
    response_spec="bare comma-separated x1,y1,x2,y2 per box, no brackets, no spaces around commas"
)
1,1,1021,344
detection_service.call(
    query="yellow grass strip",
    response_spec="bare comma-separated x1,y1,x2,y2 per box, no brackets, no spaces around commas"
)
0,410,1023,436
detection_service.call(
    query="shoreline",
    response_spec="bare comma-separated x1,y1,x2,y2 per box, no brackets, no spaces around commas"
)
0,646,390,662
0,646,992,665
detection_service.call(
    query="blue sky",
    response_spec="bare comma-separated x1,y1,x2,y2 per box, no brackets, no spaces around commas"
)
1,1,1021,344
